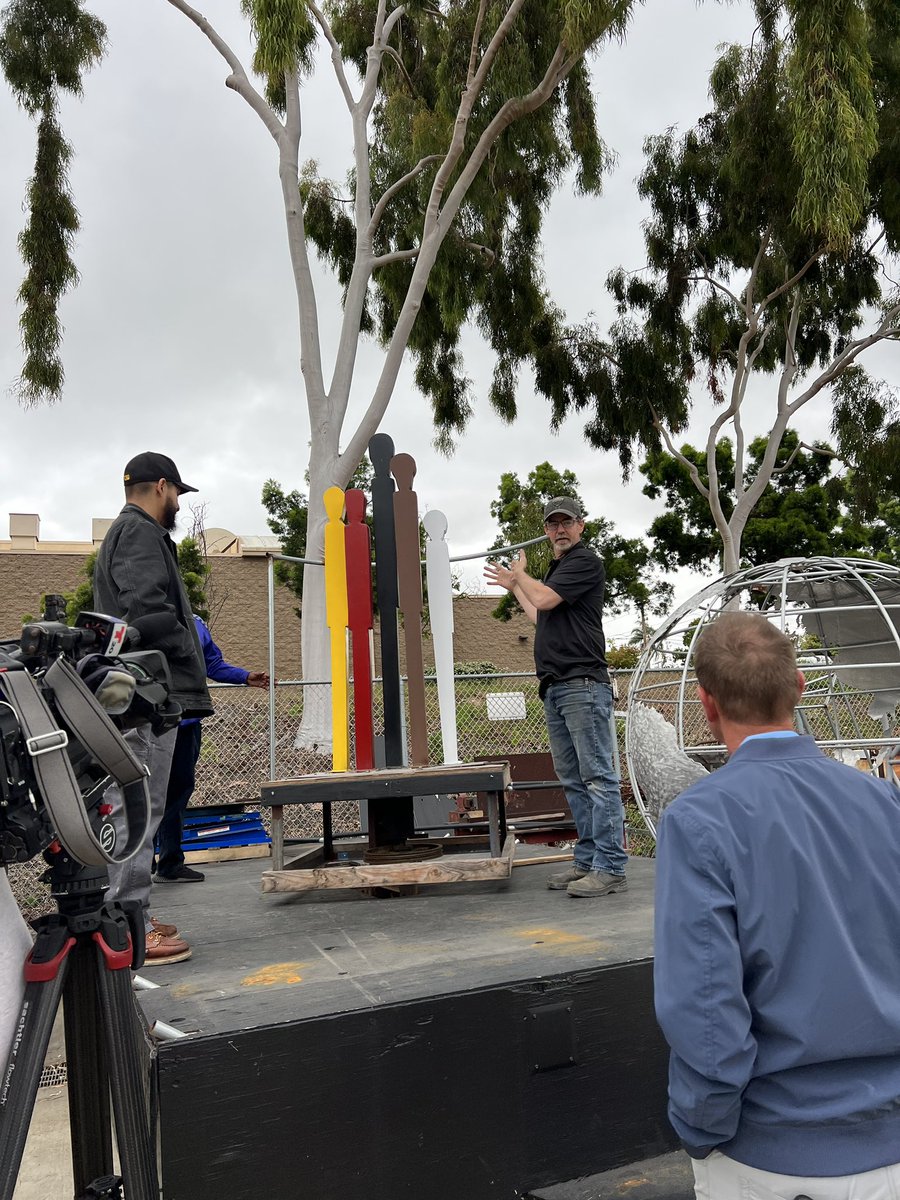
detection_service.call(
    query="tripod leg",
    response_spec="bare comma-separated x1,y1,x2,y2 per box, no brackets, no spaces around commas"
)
0,924,73,1200
92,929,159,1200
64,940,113,1194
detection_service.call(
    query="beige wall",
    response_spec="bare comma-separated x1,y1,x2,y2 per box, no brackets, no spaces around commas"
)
0,550,537,678
0,553,85,632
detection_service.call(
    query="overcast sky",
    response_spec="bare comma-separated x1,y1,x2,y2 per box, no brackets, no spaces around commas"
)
2,1,891,642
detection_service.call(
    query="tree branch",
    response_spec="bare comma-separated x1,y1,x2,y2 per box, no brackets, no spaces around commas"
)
653,413,711,501
468,0,489,85
371,246,421,267
772,440,836,475
757,249,824,315
306,1,356,110
687,271,741,308
423,0,529,232
164,0,284,141
787,300,900,417
742,227,771,317
369,155,443,236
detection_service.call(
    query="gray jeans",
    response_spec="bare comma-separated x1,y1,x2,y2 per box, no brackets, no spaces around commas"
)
104,724,177,932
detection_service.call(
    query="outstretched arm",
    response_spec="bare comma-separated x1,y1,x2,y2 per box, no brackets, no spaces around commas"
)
484,549,563,624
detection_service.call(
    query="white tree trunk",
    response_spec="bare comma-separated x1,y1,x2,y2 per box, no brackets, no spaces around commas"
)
294,457,338,752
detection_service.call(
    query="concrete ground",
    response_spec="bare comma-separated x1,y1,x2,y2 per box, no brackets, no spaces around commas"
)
13,1085,72,1200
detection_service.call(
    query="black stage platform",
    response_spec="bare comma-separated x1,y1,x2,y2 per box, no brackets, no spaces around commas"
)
139,851,676,1199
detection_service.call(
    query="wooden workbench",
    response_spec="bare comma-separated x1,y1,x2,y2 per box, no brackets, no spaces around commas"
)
259,761,513,891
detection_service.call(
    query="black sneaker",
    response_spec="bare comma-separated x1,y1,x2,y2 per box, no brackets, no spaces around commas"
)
153,865,205,883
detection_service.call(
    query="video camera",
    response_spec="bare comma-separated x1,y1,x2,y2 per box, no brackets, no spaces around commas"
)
0,596,182,869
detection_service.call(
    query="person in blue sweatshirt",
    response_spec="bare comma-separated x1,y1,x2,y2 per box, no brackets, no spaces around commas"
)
153,615,269,883
654,611,900,1200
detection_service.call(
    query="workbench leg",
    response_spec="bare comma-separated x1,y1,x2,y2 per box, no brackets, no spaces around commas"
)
488,792,501,858
322,801,334,859
272,804,284,871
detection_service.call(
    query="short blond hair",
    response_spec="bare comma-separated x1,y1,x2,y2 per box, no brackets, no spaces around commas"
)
694,612,800,723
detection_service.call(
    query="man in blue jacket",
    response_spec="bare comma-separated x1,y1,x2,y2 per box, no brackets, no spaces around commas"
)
153,615,268,882
655,612,900,1199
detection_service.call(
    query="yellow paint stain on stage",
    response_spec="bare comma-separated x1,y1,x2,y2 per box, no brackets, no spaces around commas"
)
513,927,611,952
241,962,307,987
170,983,199,1000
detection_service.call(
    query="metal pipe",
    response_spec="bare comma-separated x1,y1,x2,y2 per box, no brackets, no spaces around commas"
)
151,1021,189,1041
267,555,277,783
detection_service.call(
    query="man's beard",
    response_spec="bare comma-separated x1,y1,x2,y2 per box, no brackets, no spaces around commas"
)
162,498,179,532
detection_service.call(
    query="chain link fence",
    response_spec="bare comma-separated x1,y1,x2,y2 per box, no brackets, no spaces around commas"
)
7,670,660,920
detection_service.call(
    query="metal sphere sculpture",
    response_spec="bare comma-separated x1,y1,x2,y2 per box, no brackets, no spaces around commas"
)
626,556,900,838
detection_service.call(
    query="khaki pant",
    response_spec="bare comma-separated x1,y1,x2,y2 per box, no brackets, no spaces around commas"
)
692,1151,900,1200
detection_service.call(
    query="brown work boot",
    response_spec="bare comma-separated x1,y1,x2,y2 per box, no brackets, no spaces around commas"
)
150,917,178,938
567,870,628,898
143,930,192,965
546,864,590,890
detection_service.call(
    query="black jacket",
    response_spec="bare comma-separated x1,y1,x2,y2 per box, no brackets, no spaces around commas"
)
94,504,213,718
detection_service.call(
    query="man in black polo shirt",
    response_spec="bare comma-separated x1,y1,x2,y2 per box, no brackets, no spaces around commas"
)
484,497,627,896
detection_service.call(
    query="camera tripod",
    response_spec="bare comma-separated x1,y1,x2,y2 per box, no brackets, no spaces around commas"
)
0,848,159,1200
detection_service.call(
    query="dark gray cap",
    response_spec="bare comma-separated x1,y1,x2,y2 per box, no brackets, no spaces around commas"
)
543,496,581,521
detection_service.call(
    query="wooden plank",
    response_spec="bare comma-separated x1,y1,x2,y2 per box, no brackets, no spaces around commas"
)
261,834,515,892
184,844,271,865
261,762,511,805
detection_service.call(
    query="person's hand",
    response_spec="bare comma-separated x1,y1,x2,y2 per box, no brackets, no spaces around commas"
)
508,548,527,579
246,672,270,688
484,549,526,592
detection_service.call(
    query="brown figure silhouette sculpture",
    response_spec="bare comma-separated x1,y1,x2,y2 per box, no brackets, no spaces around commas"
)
391,452,429,767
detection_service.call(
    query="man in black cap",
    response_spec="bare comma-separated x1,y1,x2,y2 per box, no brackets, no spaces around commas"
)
93,452,212,964
484,497,627,896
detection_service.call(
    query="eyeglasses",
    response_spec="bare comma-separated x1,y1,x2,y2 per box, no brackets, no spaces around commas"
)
544,517,576,530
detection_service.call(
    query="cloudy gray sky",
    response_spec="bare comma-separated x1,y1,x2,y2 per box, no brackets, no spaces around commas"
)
1,1,888,641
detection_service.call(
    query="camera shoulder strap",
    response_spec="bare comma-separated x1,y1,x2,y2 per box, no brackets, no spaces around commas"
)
44,658,151,863
0,661,149,866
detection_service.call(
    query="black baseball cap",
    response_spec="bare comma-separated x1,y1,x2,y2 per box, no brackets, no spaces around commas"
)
543,496,581,521
123,452,198,494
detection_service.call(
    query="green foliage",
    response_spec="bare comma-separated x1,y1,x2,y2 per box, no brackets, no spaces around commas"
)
453,660,500,675
640,430,879,572
786,0,878,249
488,460,672,626
830,366,900,516
176,536,211,622
1,0,106,405
563,10,900,477
240,0,316,111
301,1,633,445
605,642,640,670
65,548,96,622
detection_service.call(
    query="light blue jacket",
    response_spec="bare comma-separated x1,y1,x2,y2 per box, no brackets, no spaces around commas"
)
654,735,900,1176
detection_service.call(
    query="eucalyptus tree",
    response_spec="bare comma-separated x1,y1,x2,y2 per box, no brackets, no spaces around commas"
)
562,2,900,573
156,0,639,745
640,430,878,572
0,0,106,404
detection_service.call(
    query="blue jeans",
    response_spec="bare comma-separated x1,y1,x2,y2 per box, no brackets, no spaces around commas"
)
156,722,203,875
543,679,627,876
